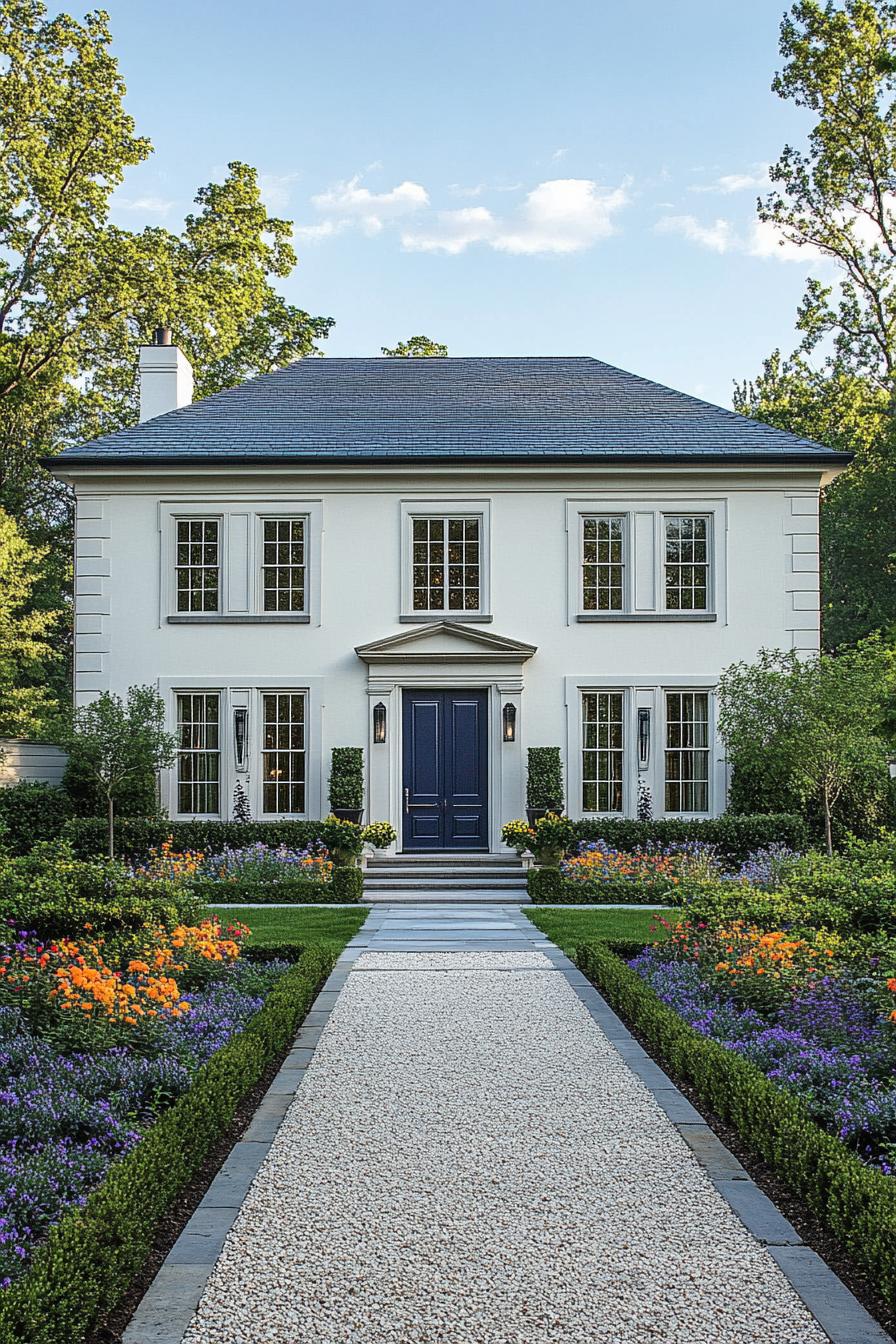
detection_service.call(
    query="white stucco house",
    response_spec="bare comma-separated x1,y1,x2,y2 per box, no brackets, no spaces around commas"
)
51,338,849,853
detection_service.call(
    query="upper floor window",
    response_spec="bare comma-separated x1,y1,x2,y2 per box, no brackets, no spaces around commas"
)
412,516,480,613
261,692,306,815
176,692,220,814
664,516,710,611
176,518,219,613
582,690,624,813
262,518,306,612
665,691,709,813
582,516,624,612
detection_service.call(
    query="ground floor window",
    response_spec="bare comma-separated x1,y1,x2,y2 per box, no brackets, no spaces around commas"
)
581,691,624,813
664,691,709,813
176,692,220,814
262,692,306,814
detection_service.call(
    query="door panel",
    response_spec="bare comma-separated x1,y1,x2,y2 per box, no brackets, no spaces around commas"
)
402,690,488,850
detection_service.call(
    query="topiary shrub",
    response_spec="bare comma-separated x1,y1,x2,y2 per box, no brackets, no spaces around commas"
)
329,748,364,812
0,781,72,854
332,866,364,902
527,868,564,902
526,748,564,810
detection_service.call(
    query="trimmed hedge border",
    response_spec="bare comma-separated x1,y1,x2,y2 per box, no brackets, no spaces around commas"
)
528,869,675,904
188,866,363,905
0,943,335,1344
58,812,810,864
576,940,896,1314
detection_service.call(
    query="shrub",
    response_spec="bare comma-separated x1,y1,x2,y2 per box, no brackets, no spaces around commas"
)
361,821,396,849
319,816,363,866
526,868,564,902
0,782,71,855
332,866,364,902
62,817,330,860
192,873,362,905
329,747,364,811
576,940,896,1311
526,748,564,809
0,944,334,1344
0,844,208,937
569,813,809,863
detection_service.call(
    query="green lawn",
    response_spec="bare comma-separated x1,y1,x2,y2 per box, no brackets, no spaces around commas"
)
526,905,679,955
211,905,368,948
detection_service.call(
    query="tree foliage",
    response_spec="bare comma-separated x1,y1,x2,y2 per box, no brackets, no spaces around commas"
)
381,335,448,357
61,685,176,856
736,0,896,648
0,506,60,740
717,643,894,853
0,1,333,714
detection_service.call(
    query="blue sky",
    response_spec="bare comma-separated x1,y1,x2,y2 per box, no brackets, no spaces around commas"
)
101,0,822,407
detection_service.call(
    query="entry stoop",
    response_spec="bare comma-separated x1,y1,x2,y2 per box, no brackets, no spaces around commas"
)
363,853,529,904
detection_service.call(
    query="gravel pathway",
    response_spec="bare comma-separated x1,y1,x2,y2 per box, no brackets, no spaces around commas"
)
181,951,826,1344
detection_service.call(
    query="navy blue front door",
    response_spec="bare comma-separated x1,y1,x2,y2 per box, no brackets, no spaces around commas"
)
402,690,488,850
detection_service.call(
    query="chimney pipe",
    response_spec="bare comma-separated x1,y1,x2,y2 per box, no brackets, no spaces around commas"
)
138,332,193,421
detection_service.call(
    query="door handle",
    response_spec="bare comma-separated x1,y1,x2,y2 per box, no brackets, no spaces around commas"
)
404,787,429,810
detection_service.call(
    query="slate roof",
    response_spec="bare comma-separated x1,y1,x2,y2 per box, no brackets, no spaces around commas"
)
54,357,849,466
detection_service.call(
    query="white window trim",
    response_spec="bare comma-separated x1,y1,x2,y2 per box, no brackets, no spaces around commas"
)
565,498,727,624
171,513,225,616
579,513,629,616
174,688,224,819
399,498,492,621
565,676,724,821
660,686,715,818
159,500,322,625
254,511,311,618
661,512,713,616
579,686,628,817
160,677,323,820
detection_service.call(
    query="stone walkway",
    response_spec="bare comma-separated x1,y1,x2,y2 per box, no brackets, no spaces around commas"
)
128,907,891,1344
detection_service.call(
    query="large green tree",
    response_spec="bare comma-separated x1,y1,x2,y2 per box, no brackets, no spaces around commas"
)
0,506,60,740
0,1,333,707
735,0,896,647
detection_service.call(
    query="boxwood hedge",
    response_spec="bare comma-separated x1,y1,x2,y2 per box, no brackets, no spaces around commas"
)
189,866,363,905
576,940,896,1313
0,943,335,1344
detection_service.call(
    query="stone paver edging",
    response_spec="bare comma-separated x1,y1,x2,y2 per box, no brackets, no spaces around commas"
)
124,906,892,1344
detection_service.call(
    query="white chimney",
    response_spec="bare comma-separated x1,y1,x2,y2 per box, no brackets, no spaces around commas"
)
138,326,194,421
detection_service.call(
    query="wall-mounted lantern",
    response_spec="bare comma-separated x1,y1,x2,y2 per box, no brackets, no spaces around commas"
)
638,708,651,768
233,706,248,772
373,702,387,744
502,702,517,742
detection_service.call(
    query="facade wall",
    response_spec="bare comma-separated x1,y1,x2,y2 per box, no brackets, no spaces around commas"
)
0,740,68,788
69,463,824,846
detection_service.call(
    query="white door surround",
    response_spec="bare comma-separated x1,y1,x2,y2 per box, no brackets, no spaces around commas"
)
355,622,536,853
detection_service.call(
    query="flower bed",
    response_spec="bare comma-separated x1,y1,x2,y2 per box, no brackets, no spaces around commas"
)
130,838,363,904
576,939,896,1315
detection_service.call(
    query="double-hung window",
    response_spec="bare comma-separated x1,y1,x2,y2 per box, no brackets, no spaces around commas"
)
664,691,710,813
412,516,481,613
581,691,624,813
175,519,220,612
261,692,306,815
262,518,307,612
176,693,220,814
664,516,710,611
582,516,624,612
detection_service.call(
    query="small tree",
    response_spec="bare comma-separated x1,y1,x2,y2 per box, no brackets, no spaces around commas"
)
718,644,894,855
232,780,252,822
62,686,177,858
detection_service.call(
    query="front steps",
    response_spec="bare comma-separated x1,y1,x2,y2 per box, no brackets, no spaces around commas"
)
363,852,529,904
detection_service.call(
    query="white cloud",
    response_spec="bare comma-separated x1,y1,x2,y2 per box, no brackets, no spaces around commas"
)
746,218,820,261
258,172,300,211
307,175,429,236
691,164,770,195
655,214,736,253
113,194,174,215
294,220,341,242
403,178,630,256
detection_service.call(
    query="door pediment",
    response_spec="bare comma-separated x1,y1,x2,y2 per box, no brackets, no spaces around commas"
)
355,620,537,666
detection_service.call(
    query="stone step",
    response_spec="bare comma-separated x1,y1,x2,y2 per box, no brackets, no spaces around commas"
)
367,853,520,866
364,877,527,891
363,890,531,904
366,864,521,878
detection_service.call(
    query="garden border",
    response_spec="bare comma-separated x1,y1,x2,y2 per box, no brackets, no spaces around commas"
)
0,945,337,1344
570,938,894,1344
118,921,385,1344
